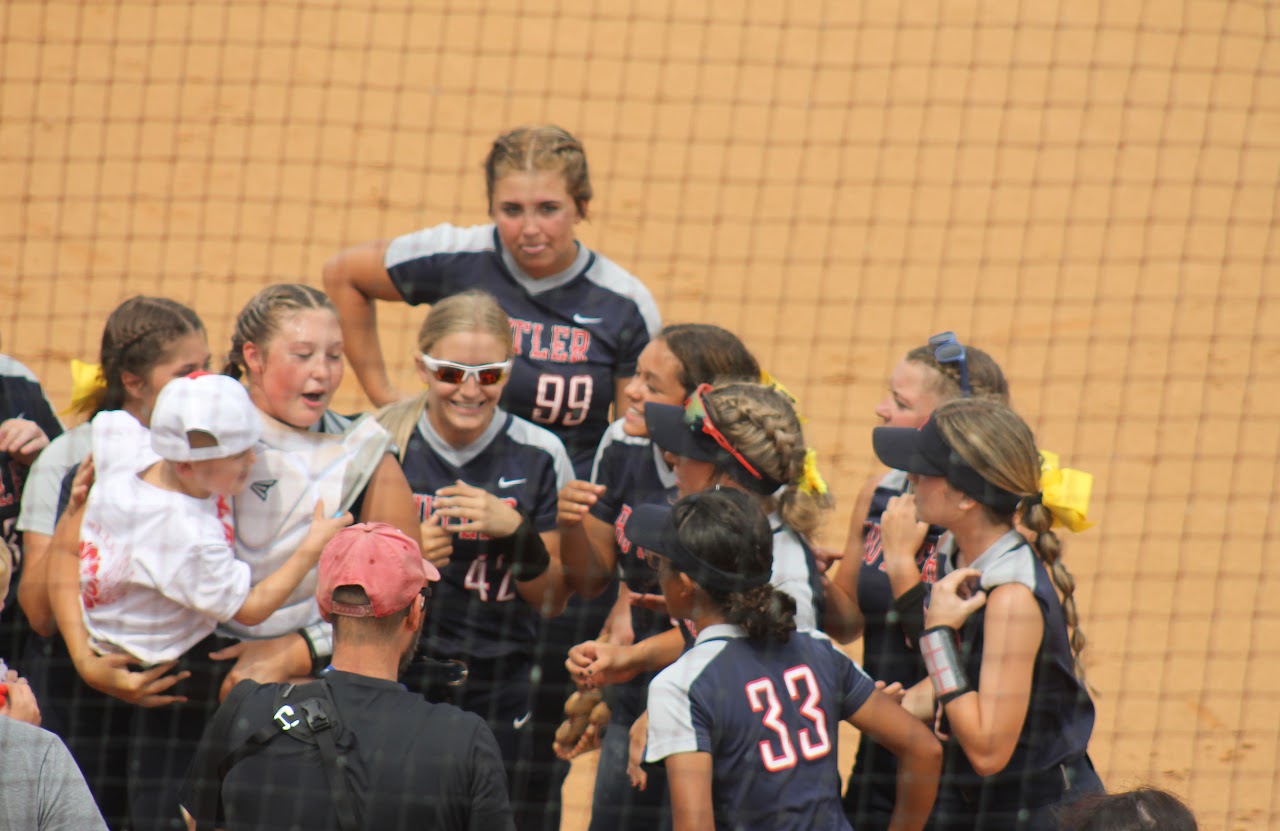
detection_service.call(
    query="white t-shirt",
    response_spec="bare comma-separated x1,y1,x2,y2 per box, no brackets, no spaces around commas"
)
79,412,250,665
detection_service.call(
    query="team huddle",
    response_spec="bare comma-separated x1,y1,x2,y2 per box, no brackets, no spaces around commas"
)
2,126,1108,831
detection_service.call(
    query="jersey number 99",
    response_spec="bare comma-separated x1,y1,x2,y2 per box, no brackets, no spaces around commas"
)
533,374,592,426
745,665,831,771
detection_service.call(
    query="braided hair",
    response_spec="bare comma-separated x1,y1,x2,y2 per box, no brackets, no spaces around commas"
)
668,489,796,644
905,341,1009,403
94,296,205,415
933,397,1088,681
484,125,593,219
223,284,335,380
700,382,832,536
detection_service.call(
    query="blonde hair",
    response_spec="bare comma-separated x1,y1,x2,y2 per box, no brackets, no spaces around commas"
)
905,341,1009,403
484,125,593,218
702,382,832,537
378,291,514,458
933,397,1088,680
224,284,335,380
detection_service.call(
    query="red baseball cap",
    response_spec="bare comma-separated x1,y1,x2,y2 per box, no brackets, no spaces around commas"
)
316,523,441,621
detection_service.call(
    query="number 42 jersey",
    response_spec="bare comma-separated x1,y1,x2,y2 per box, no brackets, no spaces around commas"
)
386,223,661,476
646,624,877,831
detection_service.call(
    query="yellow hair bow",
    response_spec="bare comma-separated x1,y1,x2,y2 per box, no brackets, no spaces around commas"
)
798,447,829,497
1038,450,1095,532
63,359,107,416
760,369,806,423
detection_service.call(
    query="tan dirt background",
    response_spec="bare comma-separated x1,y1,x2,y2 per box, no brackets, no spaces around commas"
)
3,1,1277,828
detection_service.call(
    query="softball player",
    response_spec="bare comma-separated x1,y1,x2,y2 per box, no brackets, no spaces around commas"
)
632,489,940,831
323,124,661,475
872,398,1101,829
557,323,760,830
823,333,1010,830
376,290,576,830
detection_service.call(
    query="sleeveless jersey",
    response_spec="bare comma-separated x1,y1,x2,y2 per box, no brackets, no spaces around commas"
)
646,624,875,831
399,408,572,660
934,530,1095,789
385,223,661,475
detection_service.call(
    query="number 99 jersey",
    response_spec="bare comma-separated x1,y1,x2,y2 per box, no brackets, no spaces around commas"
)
386,223,661,476
646,624,876,831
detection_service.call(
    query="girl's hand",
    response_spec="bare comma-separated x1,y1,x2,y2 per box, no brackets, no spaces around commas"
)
66,456,96,515
874,680,907,705
558,480,605,528
433,480,522,538
0,418,50,465
419,512,454,570
628,592,669,615
0,671,42,724
628,711,650,790
881,494,929,569
925,567,987,629
302,501,354,557
565,640,638,689
75,653,190,708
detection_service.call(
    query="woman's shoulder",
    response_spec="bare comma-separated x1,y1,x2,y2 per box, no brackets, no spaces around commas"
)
32,421,93,472
503,414,572,464
579,252,661,334
385,222,497,264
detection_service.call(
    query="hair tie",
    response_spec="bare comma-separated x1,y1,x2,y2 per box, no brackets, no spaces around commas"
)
63,359,107,416
798,447,829,497
1038,449,1095,532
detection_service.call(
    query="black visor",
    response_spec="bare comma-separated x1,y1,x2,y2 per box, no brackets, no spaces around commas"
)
872,418,1023,513
623,503,771,594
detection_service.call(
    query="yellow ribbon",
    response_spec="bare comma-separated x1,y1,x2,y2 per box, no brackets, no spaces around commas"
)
760,369,806,423
1039,449,1095,532
63,359,107,416
798,447,829,497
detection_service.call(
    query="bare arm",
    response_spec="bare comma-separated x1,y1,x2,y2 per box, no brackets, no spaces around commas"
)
514,530,570,618
664,752,716,831
848,690,942,831
565,627,687,689
556,479,618,599
17,531,55,636
358,454,421,544
321,238,405,406
823,472,879,642
233,504,353,626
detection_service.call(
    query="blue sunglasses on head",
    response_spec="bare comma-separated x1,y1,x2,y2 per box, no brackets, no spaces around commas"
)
928,331,971,397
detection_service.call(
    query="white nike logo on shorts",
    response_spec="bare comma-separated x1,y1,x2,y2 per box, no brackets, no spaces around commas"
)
573,314,603,324
513,711,532,730
498,477,526,488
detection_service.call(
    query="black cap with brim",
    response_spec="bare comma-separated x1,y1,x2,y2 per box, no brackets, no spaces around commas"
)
624,502,770,594
644,402,719,462
872,417,1023,513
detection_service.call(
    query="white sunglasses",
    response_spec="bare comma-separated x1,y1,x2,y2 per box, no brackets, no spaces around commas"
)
421,354,513,386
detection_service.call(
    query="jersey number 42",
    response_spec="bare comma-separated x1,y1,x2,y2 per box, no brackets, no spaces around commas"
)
745,665,831,771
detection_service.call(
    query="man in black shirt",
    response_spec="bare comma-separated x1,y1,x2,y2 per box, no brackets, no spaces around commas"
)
181,522,514,831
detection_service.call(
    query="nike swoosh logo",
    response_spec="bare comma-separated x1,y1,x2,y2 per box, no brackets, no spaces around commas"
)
513,711,532,730
573,314,602,325
498,477,526,488
250,480,277,501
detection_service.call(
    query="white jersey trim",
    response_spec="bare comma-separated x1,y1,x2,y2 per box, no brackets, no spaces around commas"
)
770,516,818,630
645,628,737,763
384,223,496,269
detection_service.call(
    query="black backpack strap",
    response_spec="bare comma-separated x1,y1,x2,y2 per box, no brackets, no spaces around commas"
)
188,679,261,830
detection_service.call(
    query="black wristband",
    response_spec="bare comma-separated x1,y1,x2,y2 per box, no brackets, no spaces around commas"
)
504,510,551,582
919,625,972,705
892,581,928,648
298,623,332,677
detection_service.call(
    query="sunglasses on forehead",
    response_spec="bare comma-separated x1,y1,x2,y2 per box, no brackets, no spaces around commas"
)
684,383,766,482
421,354,512,386
927,331,971,397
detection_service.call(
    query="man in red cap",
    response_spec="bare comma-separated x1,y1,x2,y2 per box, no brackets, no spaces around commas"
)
181,523,514,830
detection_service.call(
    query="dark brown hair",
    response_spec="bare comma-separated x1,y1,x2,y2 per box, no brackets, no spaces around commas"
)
93,296,205,415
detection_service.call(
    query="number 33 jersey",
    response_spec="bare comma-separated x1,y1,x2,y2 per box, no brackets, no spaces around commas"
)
399,407,572,661
646,624,876,831
386,223,661,476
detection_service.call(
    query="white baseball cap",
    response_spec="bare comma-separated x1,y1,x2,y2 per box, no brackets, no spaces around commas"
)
150,372,262,462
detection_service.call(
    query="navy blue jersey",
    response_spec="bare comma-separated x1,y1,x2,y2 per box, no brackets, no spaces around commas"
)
933,531,1095,790
0,356,63,563
385,224,661,475
589,420,677,643
647,624,875,831
399,408,572,660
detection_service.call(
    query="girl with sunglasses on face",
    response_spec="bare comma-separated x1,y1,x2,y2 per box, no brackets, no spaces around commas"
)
375,289,589,831
871,397,1101,830
556,324,760,831
823,332,1011,831
628,489,941,831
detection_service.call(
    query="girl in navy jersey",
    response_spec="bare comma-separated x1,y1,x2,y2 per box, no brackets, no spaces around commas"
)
632,489,940,831
324,124,660,475
823,333,1009,830
872,397,1101,830
557,324,760,831
375,289,585,830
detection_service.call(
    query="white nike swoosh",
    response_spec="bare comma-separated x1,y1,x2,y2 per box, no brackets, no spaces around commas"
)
573,314,603,324
513,711,532,730
498,477,526,488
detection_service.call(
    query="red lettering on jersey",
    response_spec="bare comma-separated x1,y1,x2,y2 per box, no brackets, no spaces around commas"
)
569,328,590,363
509,319,533,355
528,323,550,360
920,547,939,584
413,493,434,522
863,522,883,566
550,325,571,362
614,504,633,554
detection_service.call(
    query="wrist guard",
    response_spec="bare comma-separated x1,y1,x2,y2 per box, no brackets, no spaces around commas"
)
919,625,972,705
504,510,551,582
892,581,928,648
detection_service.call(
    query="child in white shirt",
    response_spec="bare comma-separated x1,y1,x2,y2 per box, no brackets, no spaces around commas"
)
79,372,351,665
